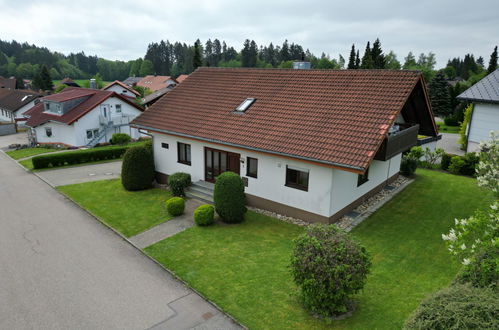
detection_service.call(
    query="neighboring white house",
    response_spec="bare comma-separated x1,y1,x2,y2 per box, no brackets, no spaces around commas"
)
24,87,144,147
458,69,499,152
0,89,41,123
102,80,141,100
131,67,438,223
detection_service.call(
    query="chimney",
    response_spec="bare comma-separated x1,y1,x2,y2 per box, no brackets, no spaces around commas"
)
89,78,97,89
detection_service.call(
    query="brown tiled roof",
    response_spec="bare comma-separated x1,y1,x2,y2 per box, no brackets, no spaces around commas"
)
103,80,141,96
131,67,434,171
175,74,189,83
0,76,16,89
25,87,143,127
136,75,175,92
0,89,41,112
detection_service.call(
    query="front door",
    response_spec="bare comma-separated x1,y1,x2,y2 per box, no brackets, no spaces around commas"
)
205,147,240,182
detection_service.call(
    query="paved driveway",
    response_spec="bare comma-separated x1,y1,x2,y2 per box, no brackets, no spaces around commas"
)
436,133,465,156
36,160,123,186
0,131,28,150
0,152,240,329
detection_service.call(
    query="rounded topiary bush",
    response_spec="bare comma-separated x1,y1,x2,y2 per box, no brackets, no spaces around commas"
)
194,204,215,226
454,246,498,290
121,146,155,191
110,133,131,145
166,197,185,216
213,171,246,224
168,172,191,196
400,155,418,176
404,284,499,330
290,224,371,317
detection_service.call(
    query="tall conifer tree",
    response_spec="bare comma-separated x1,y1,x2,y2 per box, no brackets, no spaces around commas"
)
193,40,202,70
487,46,498,74
347,44,356,69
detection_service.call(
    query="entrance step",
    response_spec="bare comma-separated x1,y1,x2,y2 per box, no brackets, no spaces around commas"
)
185,181,215,204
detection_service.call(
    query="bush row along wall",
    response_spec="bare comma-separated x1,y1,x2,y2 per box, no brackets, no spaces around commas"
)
32,146,129,169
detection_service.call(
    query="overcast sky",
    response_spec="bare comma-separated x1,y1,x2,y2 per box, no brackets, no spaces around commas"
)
0,0,497,67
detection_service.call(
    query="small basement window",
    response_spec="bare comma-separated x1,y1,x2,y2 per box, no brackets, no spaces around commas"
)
161,143,169,149
285,166,309,191
357,168,369,187
235,98,256,112
45,127,53,137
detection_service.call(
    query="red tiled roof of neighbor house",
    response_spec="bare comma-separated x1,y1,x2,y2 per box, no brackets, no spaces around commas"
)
0,89,41,111
25,87,143,127
136,75,175,92
102,80,141,96
131,67,436,171
175,74,189,83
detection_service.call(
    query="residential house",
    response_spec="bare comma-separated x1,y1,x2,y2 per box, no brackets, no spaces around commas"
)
24,87,144,147
102,80,141,100
0,76,16,89
140,86,173,108
136,75,177,92
131,67,438,223
0,89,41,123
457,68,499,152
123,76,142,87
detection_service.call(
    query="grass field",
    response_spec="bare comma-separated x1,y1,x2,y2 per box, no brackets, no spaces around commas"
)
436,121,460,134
6,147,62,160
53,79,112,88
58,179,173,237
145,170,493,329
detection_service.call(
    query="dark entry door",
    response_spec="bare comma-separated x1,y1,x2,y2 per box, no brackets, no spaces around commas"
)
205,147,240,182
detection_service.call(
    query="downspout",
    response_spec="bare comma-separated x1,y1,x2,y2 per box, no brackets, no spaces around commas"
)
465,103,475,153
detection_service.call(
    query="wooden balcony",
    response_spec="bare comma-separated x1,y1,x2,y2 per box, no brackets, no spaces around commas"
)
374,123,420,161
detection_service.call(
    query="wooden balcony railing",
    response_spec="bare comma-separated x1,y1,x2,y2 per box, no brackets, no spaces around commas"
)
374,123,420,161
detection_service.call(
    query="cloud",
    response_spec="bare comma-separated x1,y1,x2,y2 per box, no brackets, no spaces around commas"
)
0,0,497,67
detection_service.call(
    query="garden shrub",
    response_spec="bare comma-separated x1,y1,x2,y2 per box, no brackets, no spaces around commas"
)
454,246,498,290
290,224,371,317
444,116,459,126
400,155,418,176
407,146,423,160
110,133,131,145
213,171,246,224
168,172,191,196
476,131,499,197
459,104,473,150
32,146,128,169
194,204,215,226
121,146,155,191
404,284,499,330
165,197,185,216
421,147,444,168
448,156,465,174
440,153,455,170
461,152,479,176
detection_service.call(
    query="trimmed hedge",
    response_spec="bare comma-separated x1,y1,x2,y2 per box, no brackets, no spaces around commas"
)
32,146,128,169
400,156,418,176
110,133,131,145
440,153,455,170
213,171,246,223
440,152,479,176
168,172,191,196
194,204,215,226
166,197,185,216
404,284,499,329
121,146,155,191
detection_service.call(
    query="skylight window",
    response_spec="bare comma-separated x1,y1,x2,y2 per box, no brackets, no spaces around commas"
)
235,98,256,112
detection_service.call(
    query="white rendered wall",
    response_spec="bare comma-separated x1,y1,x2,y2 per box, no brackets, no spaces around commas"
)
105,85,138,99
329,153,401,216
468,103,499,146
14,100,37,119
152,132,334,217
34,121,76,146
0,108,13,122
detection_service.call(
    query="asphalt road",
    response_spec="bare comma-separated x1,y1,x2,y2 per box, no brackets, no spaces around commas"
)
0,152,240,330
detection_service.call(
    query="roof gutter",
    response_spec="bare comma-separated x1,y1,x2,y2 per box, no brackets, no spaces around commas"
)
131,123,365,173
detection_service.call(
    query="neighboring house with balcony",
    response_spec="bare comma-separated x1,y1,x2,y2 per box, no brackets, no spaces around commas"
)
0,89,41,123
24,87,143,147
102,80,141,100
131,67,438,223
457,68,499,152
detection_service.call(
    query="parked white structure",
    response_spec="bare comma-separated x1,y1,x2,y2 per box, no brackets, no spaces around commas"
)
132,67,438,223
24,87,144,147
458,69,499,152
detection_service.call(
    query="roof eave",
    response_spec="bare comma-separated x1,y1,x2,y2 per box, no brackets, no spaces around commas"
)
130,123,365,174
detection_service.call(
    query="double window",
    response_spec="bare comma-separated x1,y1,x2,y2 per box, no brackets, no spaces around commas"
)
177,142,191,165
246,157,258,178
86,129,99,140
357,168,369,187
285,166,309,191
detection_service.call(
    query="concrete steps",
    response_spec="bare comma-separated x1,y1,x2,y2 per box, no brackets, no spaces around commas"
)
185,181,214,204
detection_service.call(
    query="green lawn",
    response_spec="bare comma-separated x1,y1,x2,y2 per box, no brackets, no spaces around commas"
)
145,170,494,329
6,147,62,160
436,121,460,134
53,79,112,88
58,179,172,237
